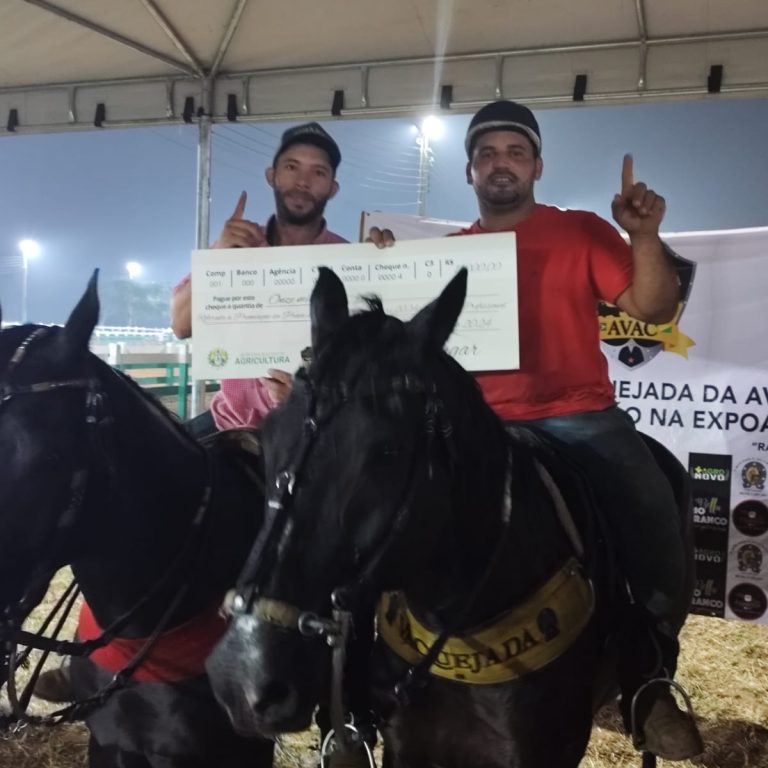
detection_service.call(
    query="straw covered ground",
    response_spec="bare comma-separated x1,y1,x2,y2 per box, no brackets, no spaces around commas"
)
1,572,766,768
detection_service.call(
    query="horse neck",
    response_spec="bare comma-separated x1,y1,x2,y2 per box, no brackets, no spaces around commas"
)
405,398,571,629
71,362,217,632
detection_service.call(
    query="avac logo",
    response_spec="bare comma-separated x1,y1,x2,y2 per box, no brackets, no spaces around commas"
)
599,245,696,369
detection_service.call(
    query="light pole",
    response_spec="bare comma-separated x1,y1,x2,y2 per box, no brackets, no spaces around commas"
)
18,239,41,323
415,116,444,217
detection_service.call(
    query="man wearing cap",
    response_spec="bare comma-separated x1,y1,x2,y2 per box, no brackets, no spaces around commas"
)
171,123,377,766
170,122,347,437
455,100,702,760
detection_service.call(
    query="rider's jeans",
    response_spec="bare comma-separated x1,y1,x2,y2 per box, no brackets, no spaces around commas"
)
524,405,687,637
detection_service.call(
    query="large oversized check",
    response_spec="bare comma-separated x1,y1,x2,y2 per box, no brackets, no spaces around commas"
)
190,233,518,380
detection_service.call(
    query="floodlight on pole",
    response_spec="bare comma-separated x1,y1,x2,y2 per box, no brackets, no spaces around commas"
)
125,261,143,280
420,115,444,140
18,239,41,323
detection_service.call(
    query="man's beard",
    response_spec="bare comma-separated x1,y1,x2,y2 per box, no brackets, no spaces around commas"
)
478,173,531,209
274,188,328,226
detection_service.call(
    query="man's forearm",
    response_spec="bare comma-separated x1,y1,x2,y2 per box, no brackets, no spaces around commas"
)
624,235,679,323
170,281,192,339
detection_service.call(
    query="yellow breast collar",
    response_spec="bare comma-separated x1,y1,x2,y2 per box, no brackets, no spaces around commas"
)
376,558,594,685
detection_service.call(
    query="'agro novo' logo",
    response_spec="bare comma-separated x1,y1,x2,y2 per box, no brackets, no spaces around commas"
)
742,461,767,491
691,466,730,482
207,348,229,368
600,246,696,369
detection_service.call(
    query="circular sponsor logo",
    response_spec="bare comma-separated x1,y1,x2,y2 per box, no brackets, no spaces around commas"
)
735,543,764,575
727,583,768,621
741,460,766,491
732,500,768,537
207,348,229,368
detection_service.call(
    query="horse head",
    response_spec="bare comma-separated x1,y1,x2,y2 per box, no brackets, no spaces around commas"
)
207,266,534,737
0,271,100,611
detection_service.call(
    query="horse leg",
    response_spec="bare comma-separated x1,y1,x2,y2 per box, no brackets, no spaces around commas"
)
87,737,112,768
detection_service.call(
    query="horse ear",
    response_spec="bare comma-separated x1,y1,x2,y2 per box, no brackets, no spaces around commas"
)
63,270,100,349
408,267,467,350
310,267,349,353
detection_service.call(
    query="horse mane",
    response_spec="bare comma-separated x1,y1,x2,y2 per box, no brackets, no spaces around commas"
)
88,352,205,455
312,295,508,439
310,298,511,508
309,297,391,382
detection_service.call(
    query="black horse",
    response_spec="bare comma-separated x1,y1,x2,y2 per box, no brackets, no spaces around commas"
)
0,273,273,768
206,267,694,768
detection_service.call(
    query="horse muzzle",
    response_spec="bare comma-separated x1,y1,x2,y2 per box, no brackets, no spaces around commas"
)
206,612,326,736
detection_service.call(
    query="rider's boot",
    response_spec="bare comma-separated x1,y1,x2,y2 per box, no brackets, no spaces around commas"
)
33,659,76,703
619,628,704,761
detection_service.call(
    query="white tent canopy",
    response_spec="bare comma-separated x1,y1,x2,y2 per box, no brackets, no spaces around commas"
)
2,0,768,134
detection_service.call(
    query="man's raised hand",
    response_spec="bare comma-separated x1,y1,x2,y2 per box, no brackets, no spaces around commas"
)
611,154,666,237
216,191,267,248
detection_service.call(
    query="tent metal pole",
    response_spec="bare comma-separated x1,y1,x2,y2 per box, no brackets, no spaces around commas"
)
211,0,249,78
139,0,205,77
191,77,213,417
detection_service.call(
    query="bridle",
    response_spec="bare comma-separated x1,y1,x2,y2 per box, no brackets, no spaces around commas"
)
0,326,212,728
230,370,449,623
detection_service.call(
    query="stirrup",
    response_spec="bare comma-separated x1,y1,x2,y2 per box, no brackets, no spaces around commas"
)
320,718,377,768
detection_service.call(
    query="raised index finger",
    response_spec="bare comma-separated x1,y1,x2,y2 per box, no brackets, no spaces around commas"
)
231,191,247,220
621,154,634,195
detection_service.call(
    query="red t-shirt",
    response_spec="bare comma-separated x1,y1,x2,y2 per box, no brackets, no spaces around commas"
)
456,205,633,420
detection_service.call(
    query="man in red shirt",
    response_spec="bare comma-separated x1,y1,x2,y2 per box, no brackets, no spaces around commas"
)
171,122,348,437
459,100,702,760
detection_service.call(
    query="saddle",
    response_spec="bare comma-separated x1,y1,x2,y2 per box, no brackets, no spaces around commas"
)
203,427,265,489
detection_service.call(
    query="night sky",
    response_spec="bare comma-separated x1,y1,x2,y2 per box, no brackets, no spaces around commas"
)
1,97,767,325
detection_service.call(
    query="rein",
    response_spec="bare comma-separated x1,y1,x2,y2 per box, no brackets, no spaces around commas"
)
0,327,213,728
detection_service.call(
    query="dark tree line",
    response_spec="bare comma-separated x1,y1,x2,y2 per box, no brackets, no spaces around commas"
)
100,280,172,328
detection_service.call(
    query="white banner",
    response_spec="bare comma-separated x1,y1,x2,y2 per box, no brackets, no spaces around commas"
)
601,227,768,624
190,234,519,380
